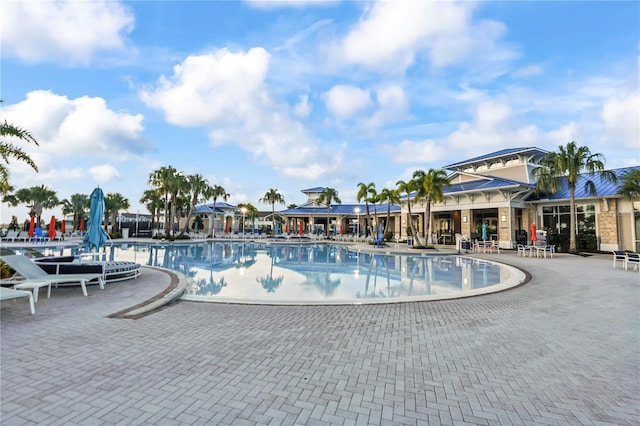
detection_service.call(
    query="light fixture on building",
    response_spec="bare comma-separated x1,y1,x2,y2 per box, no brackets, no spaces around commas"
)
462,216,467,223
501,215,507,222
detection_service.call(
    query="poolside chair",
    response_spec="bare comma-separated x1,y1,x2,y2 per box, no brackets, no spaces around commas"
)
0,287,35,314
1,230,20,242
624,253,639,271
0,255,104,297
373,233,384,248
612,251,626,269
32,227,49,244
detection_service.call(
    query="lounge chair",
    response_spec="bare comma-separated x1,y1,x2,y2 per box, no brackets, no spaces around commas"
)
612,250,626,269
625,253,639,271
32,227,49,244
0,287,35,314
373,233,384,248
1,230,20,242
0,255,104,297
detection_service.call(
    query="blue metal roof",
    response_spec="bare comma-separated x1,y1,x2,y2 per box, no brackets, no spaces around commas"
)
443,147,548,169
194,201,237,213
279,203,400,215
445,176,534,194
301,187,326,193
528,166,639,200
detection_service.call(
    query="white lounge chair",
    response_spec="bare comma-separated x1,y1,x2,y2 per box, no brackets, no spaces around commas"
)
625,253,639,271
0,255,104,297
612,251,626,269
0,287,35,314
0,230,20,242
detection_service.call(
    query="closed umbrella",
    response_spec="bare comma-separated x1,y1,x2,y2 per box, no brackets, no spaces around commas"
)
48,216,57,240
60,219,66,235
28,216,35,237
481,223,488,240
83,187,109,251
298,220,303,235
79,218,85,231
530,223,537,245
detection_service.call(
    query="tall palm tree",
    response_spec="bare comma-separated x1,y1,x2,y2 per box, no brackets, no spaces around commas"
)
60,193,89,231
396,179,422,247
378,187,400,236
140,188,164,234
357,182,376,237
238,202,259,233
316,187,341,237
209,184,229,237
0,120,39,194
104,192,130,233
148,166,179,236
181,173,211,234
260,188,285,234
617,169,640,199
4,184,59,224
168,174,189,236
533,141,617,253
412,168,450,244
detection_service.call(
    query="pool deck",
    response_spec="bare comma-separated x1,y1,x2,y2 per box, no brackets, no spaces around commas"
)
1,242,638,425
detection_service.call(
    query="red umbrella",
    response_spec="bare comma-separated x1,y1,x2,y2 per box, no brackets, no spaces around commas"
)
79,218,85,231
224,221,229,234
530,223,537,244
284,223,288,233
28,216,35,237
298,220,303,235
48,216,57,239
61,219,66,234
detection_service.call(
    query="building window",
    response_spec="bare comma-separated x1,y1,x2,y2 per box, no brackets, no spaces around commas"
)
542,204,595,234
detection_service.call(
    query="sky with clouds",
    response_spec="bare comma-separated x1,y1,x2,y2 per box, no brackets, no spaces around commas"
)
1,0,638,224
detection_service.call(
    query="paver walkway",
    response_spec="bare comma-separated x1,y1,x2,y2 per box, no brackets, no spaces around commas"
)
1,251,638,425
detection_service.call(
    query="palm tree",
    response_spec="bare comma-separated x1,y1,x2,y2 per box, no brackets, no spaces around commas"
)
260,188,285,234
181,173,211,235
412,168,450,244
357,182,376,237
533,141,617,253
60,193,89,231
396,179,422,247
316,187,341,237
0,120,39,194
378,187,400,237
617,169,640,199
148,166,180,236
209,184,229,237
140,188,164,234
104,192,130,234
4,185,59,224
238,203,259,233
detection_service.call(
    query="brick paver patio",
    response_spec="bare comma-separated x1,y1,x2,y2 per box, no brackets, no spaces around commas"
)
1,250,638,425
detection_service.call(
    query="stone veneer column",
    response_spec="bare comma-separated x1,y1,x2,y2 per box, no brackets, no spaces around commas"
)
461,209,471,236
597,198,618,247
498,207,512,247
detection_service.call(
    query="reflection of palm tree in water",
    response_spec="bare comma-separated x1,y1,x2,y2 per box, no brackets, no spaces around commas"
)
364,255,391,298
257,246,284,293
196,273,227,295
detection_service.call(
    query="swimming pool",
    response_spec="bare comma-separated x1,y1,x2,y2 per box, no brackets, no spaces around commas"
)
108,241,524,305
15,241,525,304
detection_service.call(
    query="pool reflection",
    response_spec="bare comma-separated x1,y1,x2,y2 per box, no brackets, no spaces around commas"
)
116,242,505,303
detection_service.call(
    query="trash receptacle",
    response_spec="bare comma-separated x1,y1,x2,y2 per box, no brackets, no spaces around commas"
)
407,236,413,246
122,228,129,239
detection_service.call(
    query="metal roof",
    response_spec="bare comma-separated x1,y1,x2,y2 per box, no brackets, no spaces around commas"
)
528,166,639,201
301,187,326,193
443,147,548,169
279,203,400,215
445,176,534,194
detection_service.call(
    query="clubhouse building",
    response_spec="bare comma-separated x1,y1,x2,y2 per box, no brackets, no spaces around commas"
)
188,147,639,253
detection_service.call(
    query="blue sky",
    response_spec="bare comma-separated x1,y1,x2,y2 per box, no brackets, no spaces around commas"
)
2,0,638,224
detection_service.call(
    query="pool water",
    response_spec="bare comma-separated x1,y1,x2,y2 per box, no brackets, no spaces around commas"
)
113,242,524,305
19,242,525,305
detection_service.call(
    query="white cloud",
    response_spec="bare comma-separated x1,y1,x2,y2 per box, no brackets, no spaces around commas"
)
335,0,514,72
511,64,544,78
1,0,134,66
244,0,337,9
385,138,448,164
323,85,372,119
2,90,148,167
142,48,341,180
89,164,121,183
364,85,410,128
293,94,312,118
141,48,271,127
601,90,640,150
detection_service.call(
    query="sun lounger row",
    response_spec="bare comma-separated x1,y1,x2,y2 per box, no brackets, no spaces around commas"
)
612,251,639,271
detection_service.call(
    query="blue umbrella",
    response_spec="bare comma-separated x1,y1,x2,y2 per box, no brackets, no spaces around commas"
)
481,223,488,240
83,187,109,250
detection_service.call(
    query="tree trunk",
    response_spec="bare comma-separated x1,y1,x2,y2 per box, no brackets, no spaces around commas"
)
425,196,433,244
